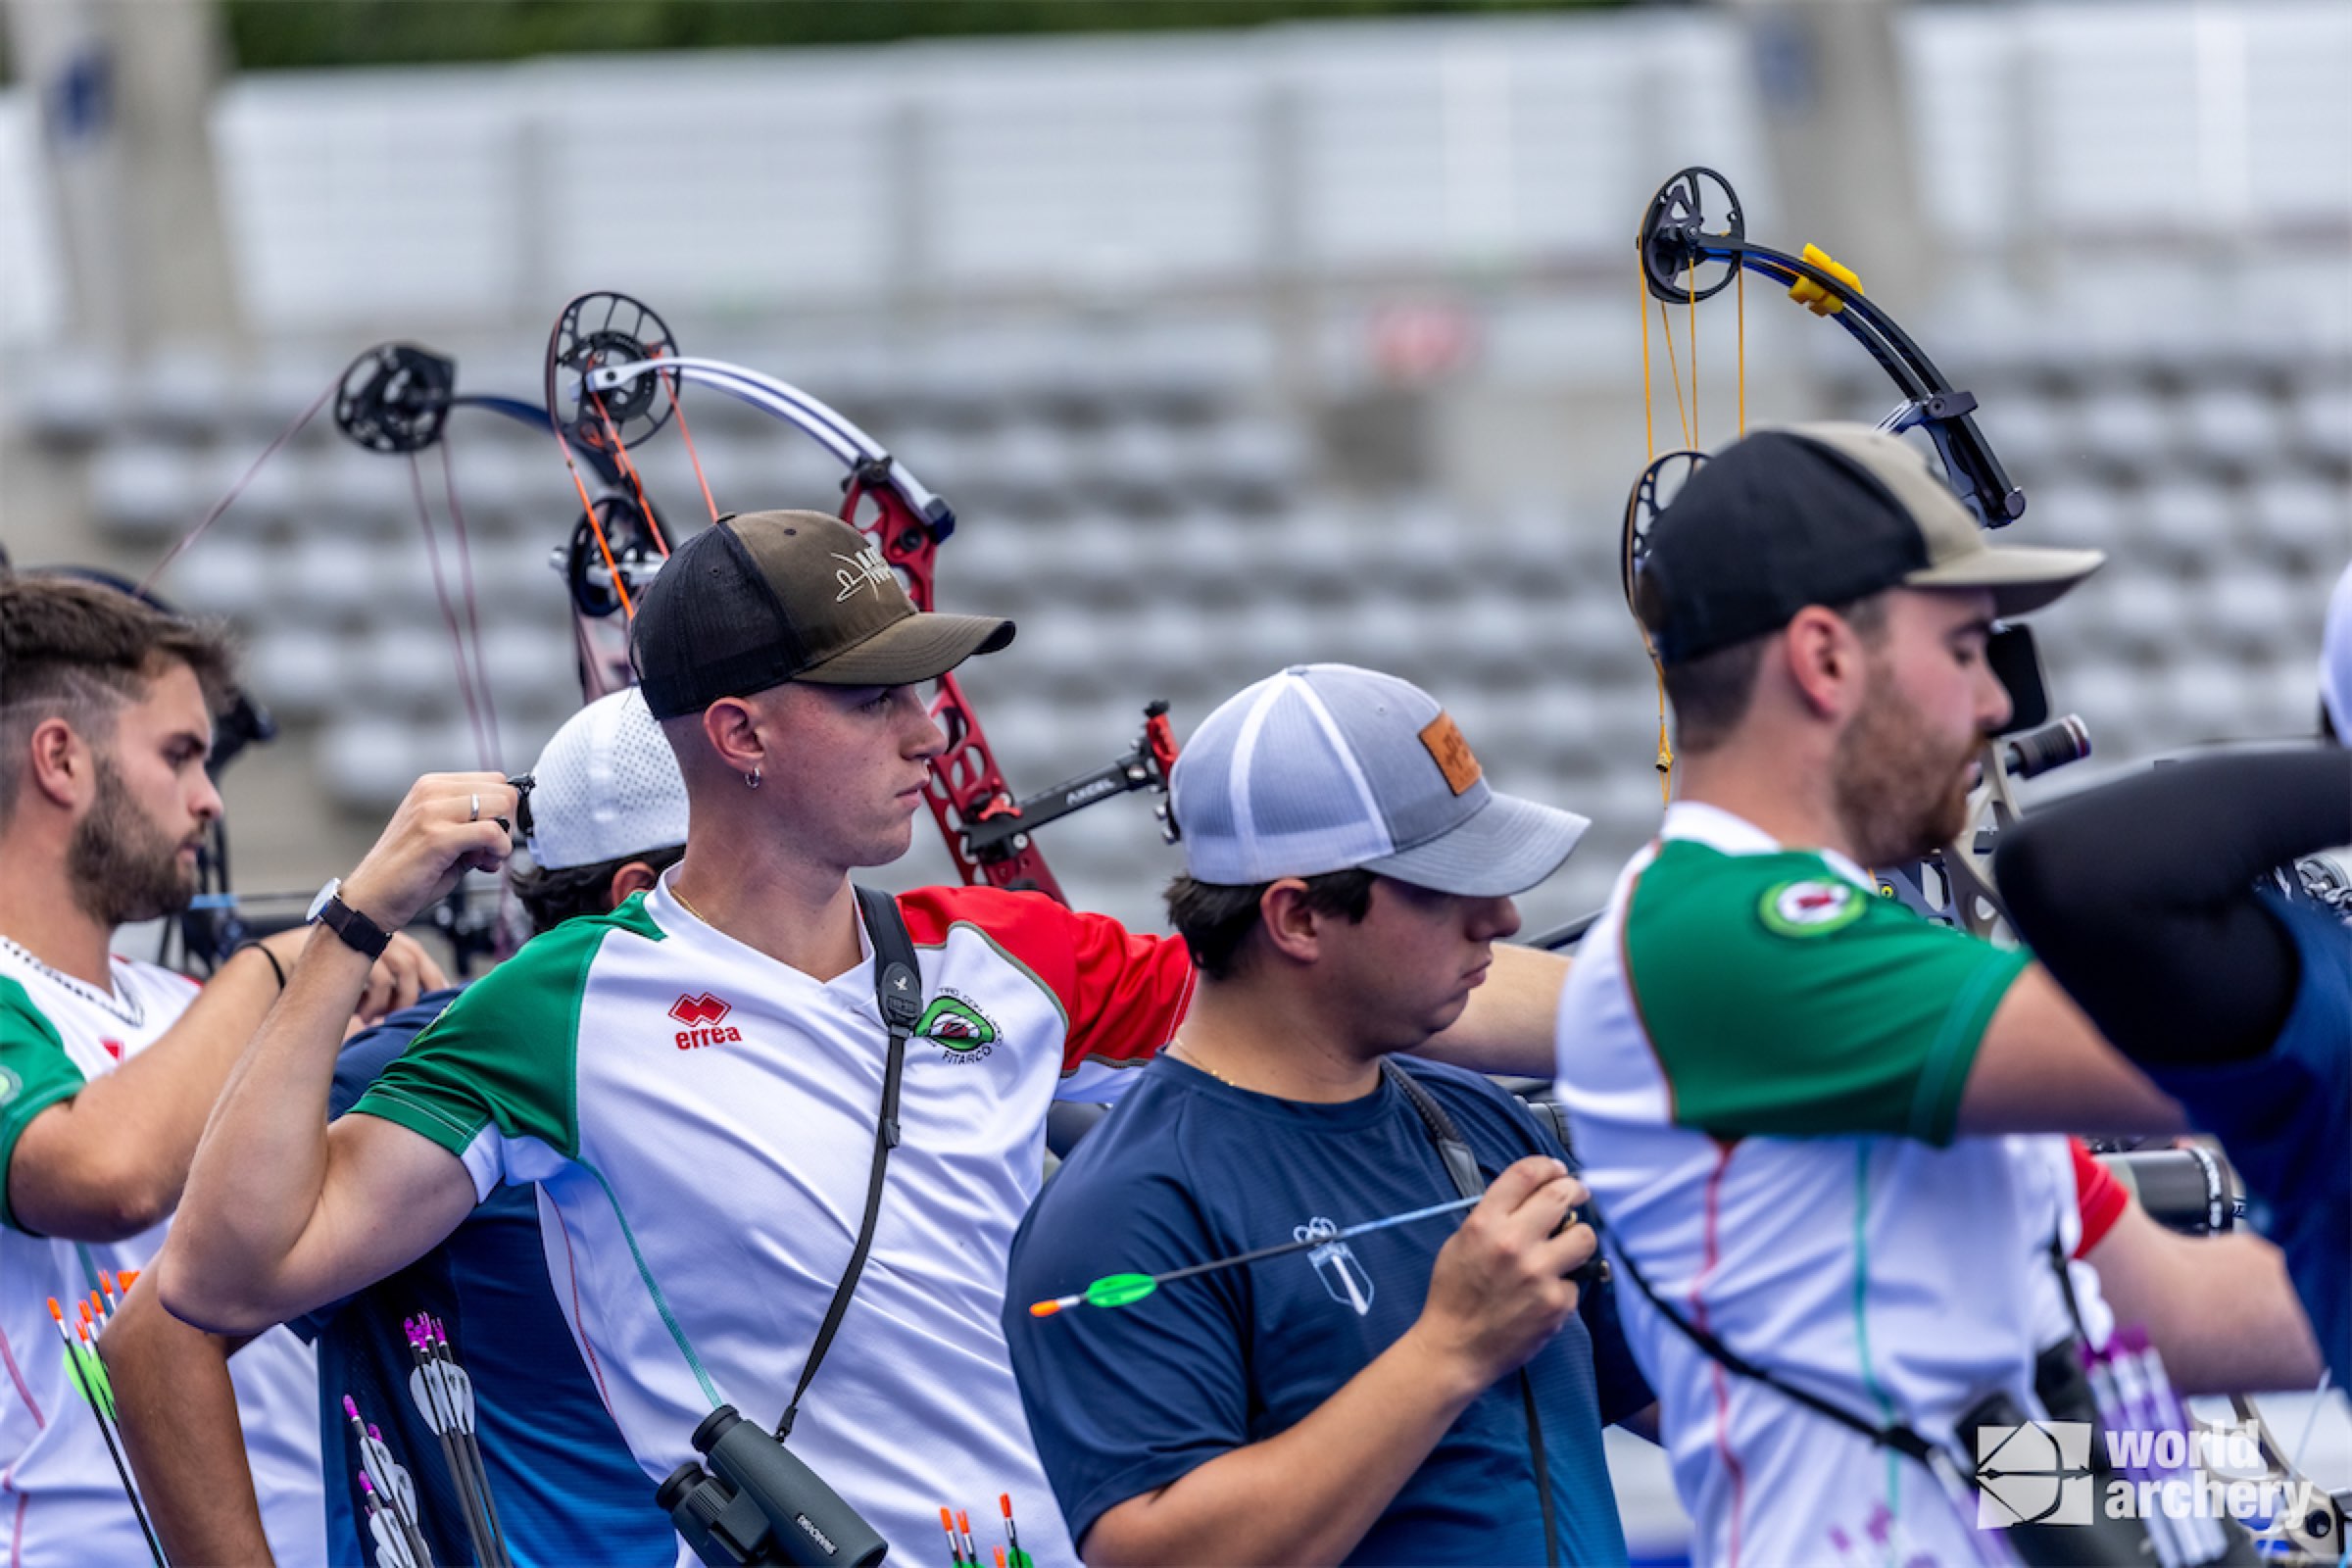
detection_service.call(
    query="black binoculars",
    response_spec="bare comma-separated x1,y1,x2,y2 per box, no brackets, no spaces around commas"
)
658,1405,889,1566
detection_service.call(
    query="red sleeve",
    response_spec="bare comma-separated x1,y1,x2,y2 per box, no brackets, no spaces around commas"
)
897,886,1196,1075
2070,1137,2130,1257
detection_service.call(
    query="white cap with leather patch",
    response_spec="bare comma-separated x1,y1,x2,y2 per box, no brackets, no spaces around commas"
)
1170,663,1590,897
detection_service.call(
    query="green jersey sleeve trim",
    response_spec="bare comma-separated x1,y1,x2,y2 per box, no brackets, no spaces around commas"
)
0,977,89,1236
1621,842,2029,1146
347,903,662,1164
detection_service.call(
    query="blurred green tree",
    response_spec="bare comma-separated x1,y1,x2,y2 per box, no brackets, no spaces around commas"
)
223,0,1611,72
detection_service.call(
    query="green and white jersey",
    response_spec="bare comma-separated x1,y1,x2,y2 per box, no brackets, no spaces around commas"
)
0,942,323,1568
350,876,1195,1568
1553,804,2092,1568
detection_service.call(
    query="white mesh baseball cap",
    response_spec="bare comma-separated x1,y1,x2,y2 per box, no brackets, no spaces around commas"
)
1171,664,1590,897
524,688,690,870
2323,557,2352,739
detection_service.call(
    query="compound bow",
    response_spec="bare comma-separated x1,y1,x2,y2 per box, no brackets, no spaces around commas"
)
1619,167,2087,938
539,290,1180,906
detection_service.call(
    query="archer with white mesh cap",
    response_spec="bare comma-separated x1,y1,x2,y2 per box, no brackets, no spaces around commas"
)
117,687,688,1566
1004,663,1653,1568
520,687,689,873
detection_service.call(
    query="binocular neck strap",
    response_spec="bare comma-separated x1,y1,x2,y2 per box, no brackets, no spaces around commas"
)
1378,1060,1563,1568
776,885,921,1442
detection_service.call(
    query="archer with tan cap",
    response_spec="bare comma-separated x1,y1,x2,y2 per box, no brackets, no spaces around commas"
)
1551,423,2197,1566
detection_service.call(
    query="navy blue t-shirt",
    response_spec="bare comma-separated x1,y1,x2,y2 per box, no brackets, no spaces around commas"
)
1004,1054,1646,1568
2147,896,2349,1387
301,990,676,1567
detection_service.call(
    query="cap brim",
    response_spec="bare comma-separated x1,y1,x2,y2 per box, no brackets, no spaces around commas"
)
796,611,1016,687
1903,544,2105,621
1361,792,1592,899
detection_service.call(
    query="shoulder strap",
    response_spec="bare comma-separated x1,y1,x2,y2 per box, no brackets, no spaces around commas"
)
1378,1060,1561,1568
1607,1236,1940,1469
1381,1059,1484,1201
775,886,922,1440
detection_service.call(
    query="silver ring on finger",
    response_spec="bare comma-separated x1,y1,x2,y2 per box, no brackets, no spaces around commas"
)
468,792,481,823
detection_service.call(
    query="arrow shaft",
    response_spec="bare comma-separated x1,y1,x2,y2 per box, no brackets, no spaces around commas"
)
1142,1195,1480,1292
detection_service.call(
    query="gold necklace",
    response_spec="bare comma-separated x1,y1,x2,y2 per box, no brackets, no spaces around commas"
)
669,883,710,924
1170,1040,1239,1088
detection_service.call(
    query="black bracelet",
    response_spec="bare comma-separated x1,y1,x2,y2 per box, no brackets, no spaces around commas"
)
230,940,287,991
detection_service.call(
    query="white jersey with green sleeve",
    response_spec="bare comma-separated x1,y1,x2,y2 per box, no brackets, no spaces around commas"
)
348,874,1195,1568
0,943,325,1568
1553,804,2095,1568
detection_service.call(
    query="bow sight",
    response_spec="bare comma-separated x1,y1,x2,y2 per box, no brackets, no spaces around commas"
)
540,289,1180,904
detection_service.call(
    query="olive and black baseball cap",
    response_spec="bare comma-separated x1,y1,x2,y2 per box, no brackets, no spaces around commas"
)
1639,423,2104,664
631,510,1013,719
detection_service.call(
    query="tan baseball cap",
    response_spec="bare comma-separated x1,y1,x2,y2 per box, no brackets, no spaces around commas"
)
1641,423,2104,663
630,511,1013,718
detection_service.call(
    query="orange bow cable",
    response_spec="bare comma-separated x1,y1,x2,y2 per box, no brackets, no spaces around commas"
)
658,359,715,530
546,423,638,621
590,390,665,558
1735,264,1747,437
1655,302,1693,453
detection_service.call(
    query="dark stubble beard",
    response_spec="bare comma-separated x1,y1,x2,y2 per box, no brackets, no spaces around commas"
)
1831,667,1984,869
66,756,202,927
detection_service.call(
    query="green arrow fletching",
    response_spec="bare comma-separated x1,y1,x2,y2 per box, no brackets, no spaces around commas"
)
1083,1273,1159,1309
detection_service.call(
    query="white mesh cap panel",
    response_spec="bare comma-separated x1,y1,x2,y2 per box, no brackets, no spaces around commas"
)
1189,671,1395,883
525,688,692,870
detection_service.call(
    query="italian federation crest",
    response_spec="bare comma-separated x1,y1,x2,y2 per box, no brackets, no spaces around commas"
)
1297,1217,1374,1315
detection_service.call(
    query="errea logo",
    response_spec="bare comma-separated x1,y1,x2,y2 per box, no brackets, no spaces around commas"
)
669,992,743,1051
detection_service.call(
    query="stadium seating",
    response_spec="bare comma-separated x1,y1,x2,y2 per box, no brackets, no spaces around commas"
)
4,1,2347,944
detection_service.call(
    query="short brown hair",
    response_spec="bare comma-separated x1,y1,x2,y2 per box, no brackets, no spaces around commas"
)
0,574,236,818
1163,867,1377,983
1652,590,1888,755
509,843,687,935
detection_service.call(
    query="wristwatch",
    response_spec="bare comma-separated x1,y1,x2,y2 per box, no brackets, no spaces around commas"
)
307,877,392,961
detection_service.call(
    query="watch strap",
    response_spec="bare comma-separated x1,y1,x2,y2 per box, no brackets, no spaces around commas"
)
317,894,392,961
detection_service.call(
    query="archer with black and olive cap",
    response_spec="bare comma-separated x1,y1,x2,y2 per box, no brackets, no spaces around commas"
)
630,510,1014,718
